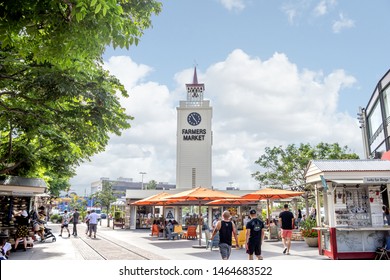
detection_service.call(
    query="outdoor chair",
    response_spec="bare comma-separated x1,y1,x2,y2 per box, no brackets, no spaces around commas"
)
375,244,389,260
173,224,184,238
206,233,219,251
183,225,197,239
264,225,280,242
232,229,246,248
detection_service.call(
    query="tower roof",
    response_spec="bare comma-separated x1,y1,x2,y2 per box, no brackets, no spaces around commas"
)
192,67,198,84
186,67,204,88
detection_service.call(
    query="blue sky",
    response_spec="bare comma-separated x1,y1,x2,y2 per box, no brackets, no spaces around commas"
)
70,0,390,194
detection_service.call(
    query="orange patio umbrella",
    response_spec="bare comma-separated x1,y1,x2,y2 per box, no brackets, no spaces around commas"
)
241,188,304,221
241,188,304,200
131,192,172,206
164,187,240,248
205,198,258,205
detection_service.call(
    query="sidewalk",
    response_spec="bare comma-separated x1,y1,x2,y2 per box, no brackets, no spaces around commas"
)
6,222,329,260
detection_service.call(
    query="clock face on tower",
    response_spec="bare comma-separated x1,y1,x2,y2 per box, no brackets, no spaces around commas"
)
187,112,202,126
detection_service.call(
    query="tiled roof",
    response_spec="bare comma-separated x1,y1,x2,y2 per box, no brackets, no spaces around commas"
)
310,159,390,172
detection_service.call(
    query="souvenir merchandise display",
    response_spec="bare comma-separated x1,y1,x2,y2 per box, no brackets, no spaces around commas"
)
0,196,12,228
334,187,370,227
0,196,33,246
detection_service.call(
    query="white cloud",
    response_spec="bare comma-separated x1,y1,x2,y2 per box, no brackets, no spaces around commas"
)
70,50,362,193
218,0,246,12
281,0,312,25
282,4,298,24
313,1,327,16
332,13,355,33
103,56,153,89
313,0,337,17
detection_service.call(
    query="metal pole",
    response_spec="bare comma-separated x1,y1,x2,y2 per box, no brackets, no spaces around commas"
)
139,172,146,190
357,107,370,159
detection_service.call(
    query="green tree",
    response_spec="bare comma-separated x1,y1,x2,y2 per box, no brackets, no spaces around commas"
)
94,180,116,227
146,180,157,190
252,142,360,214
0,0,162,193
0,0,162,67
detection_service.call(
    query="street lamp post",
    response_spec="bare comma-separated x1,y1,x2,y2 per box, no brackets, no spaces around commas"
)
139,172,147,190
357,106,370,159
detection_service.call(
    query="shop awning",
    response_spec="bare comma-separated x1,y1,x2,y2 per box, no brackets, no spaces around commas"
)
330,179,364,185
0,175,47,196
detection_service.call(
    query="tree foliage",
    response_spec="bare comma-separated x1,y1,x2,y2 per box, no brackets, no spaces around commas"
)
146,179,157,190
252,143,360,213
252,142,360,189
93,180,116,227
0,0,162,67
0,0,162,193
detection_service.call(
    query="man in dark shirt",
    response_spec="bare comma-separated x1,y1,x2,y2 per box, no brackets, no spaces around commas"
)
245,209,265,260
210,210,238,260
279,204,294,255
72,209,80,237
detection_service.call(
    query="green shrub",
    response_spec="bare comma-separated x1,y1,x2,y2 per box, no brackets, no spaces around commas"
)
50,214,60,223
300,218,318,237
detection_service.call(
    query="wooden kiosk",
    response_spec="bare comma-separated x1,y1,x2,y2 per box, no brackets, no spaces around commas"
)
305,159,390,260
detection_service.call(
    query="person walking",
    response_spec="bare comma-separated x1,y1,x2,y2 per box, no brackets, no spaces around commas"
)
31,206,46,242
13,210,29,251
279,204,295,255
84,210,91,235
296,209,302,229
245,209,265,260
72,209,80,237
59,210,71,238
88,210,98,238
210,210,238,260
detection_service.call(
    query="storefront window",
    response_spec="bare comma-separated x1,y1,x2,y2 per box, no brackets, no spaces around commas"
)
136,206,154,229
368,100,383,142
383,85,390,120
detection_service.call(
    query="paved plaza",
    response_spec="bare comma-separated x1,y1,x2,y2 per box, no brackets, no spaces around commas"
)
6,222,329,261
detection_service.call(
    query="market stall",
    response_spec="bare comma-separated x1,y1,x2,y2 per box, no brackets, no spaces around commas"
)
305,159,390,260
0,176,47,245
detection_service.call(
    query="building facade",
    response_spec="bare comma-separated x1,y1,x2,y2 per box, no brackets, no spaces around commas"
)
91,177,175,197
359,69,390,158
176,68,213,189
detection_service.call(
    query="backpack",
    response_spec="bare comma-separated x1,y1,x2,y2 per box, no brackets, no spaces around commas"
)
251,219,263,232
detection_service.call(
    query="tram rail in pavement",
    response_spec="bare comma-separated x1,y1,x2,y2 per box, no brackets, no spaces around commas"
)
6,222,329,260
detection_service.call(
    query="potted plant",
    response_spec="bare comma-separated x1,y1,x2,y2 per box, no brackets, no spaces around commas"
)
300,218,318,247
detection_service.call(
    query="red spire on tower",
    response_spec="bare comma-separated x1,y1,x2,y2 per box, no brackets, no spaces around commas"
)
186,65,204,94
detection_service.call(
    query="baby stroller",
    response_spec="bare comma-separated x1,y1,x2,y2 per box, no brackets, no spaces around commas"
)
42,225,56,242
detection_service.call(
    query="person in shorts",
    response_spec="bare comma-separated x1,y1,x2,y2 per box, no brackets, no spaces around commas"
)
279,204,295,255
59,210,71,238
245,209,265,260
210,210,238,260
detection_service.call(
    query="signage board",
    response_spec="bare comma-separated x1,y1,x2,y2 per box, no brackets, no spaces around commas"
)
363,177,390,184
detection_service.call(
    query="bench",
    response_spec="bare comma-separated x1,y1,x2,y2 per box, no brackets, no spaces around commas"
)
264,226,280,242
113,219,125,229
291,230,304,241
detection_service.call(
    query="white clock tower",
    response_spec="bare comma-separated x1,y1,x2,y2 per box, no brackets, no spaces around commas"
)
176,67,213,189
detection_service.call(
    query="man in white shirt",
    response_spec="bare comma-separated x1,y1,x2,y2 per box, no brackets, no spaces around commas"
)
59,210,72,238
88,210,98,238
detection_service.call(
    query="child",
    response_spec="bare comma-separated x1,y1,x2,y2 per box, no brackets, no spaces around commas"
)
0,233,11,260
